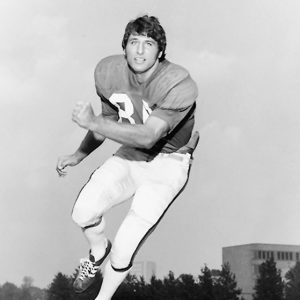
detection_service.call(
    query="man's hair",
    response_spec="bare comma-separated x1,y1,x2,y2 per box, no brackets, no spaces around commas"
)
122,15,167,62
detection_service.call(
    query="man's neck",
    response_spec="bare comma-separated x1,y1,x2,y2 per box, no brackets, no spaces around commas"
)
135,60,160,84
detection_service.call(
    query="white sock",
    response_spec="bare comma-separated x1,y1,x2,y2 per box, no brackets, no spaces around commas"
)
94,260,130,300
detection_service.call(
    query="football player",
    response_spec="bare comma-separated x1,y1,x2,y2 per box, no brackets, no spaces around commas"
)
56,15,199,300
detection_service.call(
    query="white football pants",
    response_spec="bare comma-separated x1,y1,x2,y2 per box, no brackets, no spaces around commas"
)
72,152,191,270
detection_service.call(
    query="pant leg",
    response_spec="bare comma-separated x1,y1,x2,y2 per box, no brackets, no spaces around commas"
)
72,156,136,228
110,154,191,270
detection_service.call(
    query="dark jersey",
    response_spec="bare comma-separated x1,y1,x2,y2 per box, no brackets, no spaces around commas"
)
94,55,198,161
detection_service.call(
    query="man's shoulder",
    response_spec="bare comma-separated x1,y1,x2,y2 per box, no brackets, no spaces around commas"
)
165,60,189,73
95,55,126,76
94,55,127,98
148,60,197,107
154,60,196,90
161,60,191,77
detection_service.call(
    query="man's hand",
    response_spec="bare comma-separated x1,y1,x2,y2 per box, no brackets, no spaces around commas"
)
72,102,96,130
56,152,85,177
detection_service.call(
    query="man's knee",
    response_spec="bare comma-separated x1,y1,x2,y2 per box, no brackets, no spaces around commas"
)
110,210,154,270
110,247,133,272
71,203,102,229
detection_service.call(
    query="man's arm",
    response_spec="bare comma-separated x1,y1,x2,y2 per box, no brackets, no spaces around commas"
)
72,102,169,149
77,130,106,156
56,130,105,177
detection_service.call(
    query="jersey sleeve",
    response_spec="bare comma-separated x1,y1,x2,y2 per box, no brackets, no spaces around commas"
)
94,56,120,120
150,74,198,133
100,95,119,121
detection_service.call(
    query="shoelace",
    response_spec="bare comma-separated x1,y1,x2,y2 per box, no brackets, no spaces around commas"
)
78,258,99,280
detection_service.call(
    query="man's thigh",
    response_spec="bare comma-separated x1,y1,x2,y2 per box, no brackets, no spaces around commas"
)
131,154,190,224
72,156,135,223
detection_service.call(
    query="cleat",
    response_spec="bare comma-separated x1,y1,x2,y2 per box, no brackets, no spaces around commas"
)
73,240,112,293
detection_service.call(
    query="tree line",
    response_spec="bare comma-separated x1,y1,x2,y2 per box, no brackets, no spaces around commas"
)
46,263,242,300
253,257,300,300
1,259,300,300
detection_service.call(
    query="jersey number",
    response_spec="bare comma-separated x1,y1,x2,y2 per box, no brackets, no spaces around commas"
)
109,93,152,124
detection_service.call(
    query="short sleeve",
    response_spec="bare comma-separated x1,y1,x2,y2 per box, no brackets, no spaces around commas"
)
94,56,124,121
100,95,119,121
94,58,111,100
150,75,198,132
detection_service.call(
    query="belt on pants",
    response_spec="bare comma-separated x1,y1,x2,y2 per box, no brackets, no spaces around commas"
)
159,152,193,164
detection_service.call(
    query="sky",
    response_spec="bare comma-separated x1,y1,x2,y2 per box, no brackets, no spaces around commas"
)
1,0,300,289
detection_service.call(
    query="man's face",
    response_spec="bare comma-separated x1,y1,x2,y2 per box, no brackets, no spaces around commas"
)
125,34,160,76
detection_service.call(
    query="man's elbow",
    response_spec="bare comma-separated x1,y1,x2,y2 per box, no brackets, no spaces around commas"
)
141,133,162,149
137,122,169,149
143,139,156,149
93,132,105,141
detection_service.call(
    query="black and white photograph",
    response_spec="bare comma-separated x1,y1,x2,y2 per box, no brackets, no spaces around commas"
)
1,1,299,299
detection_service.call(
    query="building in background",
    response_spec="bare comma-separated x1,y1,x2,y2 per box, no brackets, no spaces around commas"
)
223,243,300,300
130,261,156,283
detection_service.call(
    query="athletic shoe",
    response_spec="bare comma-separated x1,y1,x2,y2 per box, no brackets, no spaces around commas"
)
73,240,112,293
